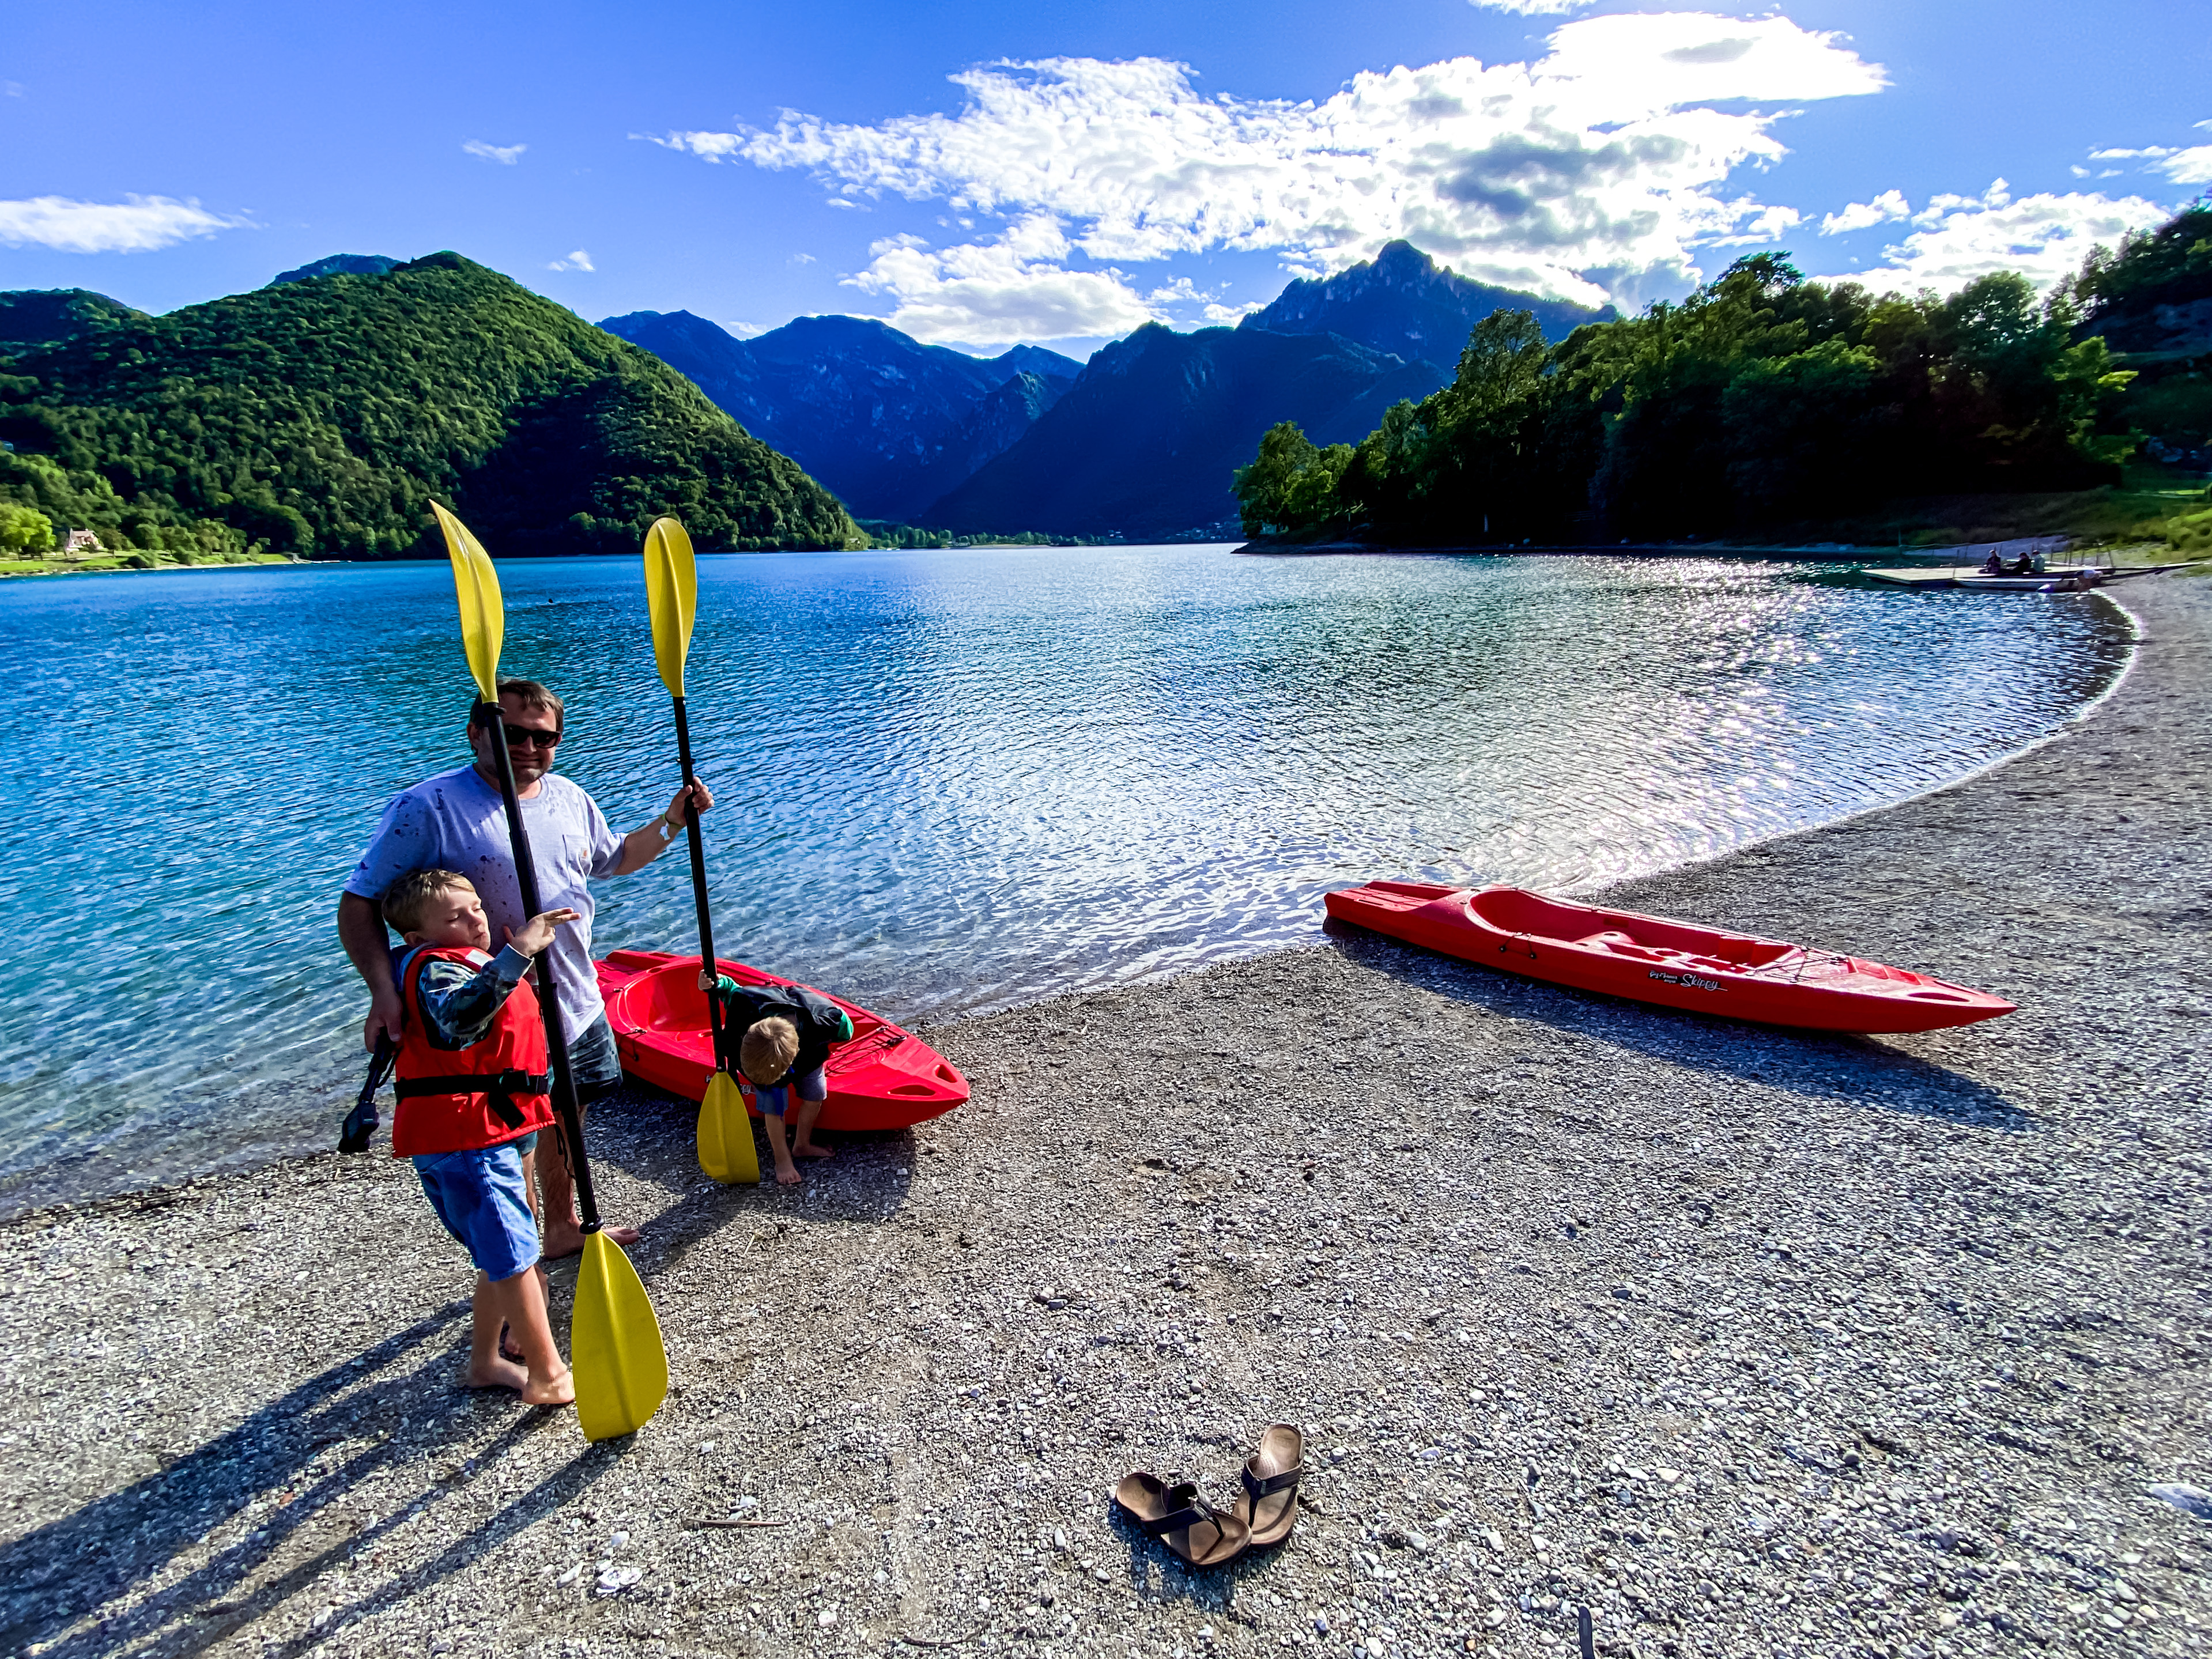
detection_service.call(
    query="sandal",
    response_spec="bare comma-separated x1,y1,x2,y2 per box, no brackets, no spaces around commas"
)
1113,1472,1250,1567
1234,1424,1304,1548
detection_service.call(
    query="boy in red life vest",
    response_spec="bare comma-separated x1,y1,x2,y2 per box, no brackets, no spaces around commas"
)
384,867,581,1407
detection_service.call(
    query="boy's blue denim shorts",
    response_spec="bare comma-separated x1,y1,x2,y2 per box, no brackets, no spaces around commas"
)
752,1064,828,1118
413,1143,540,1282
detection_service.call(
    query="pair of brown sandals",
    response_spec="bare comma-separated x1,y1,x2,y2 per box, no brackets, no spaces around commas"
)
1113,1424,1304,1567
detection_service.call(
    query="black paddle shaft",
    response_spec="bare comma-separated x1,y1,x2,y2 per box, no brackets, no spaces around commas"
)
475,701,604,1234
670,697,723,1066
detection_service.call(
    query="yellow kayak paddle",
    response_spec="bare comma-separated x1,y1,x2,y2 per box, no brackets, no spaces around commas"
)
643,516,759,1184
431,501,670,1442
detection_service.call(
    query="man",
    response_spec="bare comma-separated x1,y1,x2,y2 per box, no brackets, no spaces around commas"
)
338,678,712,1256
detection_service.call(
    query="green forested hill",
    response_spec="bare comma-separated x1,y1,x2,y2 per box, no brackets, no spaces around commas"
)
0,252,860,558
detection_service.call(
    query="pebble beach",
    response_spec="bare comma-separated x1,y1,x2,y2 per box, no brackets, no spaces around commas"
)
3,575,2207,1659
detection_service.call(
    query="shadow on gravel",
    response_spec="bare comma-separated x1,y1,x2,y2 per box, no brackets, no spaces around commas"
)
0,1305,463,1656
1105,1504,1262,1616
0,1297,632,1659
586,1084,922,1281
1327,925,2032,1131
261,1434,639,1659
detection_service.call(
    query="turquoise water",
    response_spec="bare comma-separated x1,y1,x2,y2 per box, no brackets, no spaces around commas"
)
0,546,2128,1212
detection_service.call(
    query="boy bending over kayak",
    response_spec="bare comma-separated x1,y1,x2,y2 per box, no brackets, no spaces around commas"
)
716,980,854,1186
384,867,580,1406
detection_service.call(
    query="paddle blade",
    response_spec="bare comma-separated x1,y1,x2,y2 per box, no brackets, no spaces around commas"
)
431,502,504,702
571,1232,669,1442
696,1071,760,1184
642,516,697,700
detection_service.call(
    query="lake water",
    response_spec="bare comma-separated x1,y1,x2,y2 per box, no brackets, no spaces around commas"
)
0,546,2129,1214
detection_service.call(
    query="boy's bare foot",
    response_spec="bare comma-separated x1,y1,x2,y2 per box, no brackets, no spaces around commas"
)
543,1222,641,1259
465,1355,531,1392
773,1158,802,1186
522,1366,576,1408
792,1143,833,1161
499,1322,527,1366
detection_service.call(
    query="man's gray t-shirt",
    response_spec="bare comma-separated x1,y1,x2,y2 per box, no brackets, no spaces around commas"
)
345,764,624,1041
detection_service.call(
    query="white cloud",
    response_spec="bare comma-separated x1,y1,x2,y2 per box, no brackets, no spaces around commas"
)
547,249,594,271
1814,181,2171,295
846,216,1161,346
1820,188,1909,235
463,139,526,165
2086,123,2212,186
2156,146,2212,186
0,193,243,254
1467,0,1588,13
647,12,1885,338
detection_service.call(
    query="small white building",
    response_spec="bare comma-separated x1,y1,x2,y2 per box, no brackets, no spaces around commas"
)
60,528,104,558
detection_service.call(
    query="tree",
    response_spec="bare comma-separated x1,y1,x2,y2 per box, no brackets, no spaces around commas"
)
0,501,53,554
1233,422,1353,536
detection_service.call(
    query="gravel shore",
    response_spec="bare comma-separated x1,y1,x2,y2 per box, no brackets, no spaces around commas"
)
4,577,2207,1659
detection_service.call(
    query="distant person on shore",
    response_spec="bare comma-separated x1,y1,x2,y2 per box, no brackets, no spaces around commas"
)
716,978,855,1186
383,867,578,1405
337,678,713,1256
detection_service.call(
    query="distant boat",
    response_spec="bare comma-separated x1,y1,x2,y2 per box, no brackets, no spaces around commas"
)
1864,560,2202,591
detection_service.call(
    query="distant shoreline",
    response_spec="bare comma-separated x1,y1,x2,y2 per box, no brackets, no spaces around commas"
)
0,553,300,581
1232,532,2164,562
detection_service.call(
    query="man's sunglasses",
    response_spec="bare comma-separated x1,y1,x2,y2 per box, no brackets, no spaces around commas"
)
493,723,561,750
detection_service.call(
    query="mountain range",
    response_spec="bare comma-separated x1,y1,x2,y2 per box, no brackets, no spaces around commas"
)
609,241,1604,537
2,240,1621,555
1239,239,1614,357
598,311,1079,522
926,324,1446,540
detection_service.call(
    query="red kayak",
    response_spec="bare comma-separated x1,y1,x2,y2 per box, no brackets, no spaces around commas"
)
594,950,969,1131
1323,882,2014,1034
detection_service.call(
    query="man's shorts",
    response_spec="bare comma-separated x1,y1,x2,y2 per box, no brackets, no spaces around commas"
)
560,1014,622,1105
753,1064,828,1118
413,1142,541,1282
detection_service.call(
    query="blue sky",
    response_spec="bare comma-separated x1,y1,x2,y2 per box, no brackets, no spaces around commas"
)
4,0,2207,356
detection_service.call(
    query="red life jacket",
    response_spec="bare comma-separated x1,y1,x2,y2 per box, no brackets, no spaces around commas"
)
392,945,554,1157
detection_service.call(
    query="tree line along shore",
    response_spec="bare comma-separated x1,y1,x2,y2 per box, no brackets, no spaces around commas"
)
1235,203,2212,557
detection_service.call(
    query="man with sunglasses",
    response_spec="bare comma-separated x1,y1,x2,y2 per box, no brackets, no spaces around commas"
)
337,678,711,1256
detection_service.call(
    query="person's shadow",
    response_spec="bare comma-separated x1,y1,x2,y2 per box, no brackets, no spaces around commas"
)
2,1103,923,1659
0,1302,646,1659
1324,920,2032,1129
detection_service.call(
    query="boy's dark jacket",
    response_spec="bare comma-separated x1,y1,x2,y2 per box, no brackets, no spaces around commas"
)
715,981,854,1082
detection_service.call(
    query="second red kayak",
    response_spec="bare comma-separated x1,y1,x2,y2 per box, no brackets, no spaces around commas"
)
1324,882,2014,1033
594,951,969,1131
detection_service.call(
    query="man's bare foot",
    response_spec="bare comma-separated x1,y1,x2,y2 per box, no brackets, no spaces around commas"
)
465,1355,530,1392
792,1143,833,1161
522,1366,576,1408
543,1223,641,1259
